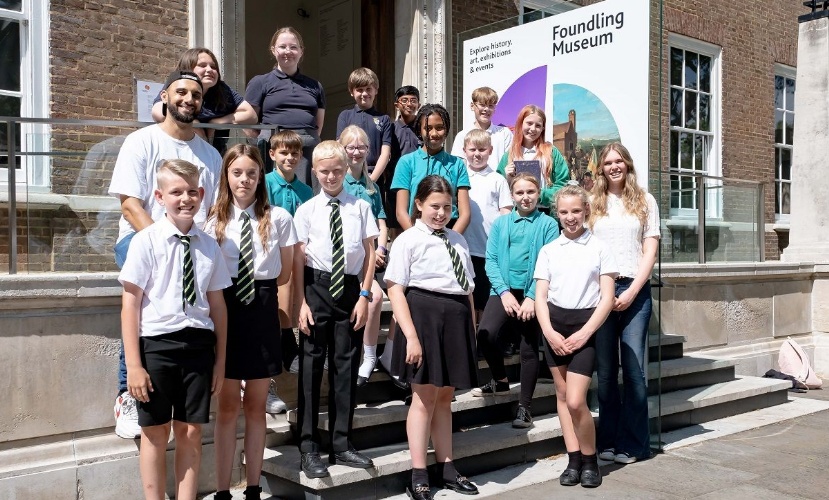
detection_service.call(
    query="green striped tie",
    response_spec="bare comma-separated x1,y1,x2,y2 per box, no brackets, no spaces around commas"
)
329,199,345,300
433,229,469,292
236,212,255,305
176,235,196,308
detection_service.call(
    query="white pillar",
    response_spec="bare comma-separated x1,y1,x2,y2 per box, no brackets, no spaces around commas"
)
395,0,449,105
188,0,245,92
782,16,829,263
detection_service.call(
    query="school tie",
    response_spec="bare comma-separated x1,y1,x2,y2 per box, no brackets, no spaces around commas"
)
329,199,345,300
433,229,469,292
236,212,255,305
175,235,196,308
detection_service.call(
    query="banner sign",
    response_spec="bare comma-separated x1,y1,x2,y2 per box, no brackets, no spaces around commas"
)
461,0,650,188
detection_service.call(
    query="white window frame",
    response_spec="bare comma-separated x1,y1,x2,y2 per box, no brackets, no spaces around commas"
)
0,0,50,193
773,64,795,224
667,33,722,219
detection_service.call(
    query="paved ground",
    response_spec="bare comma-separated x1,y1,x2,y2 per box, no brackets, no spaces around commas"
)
495,388,829,500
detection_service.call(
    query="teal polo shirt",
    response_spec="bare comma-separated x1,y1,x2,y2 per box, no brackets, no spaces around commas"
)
390,149,470,219
265,171,313,216
343,172,386,220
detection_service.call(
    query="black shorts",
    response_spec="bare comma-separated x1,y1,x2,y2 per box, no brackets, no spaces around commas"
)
543,304,596,377
138,328,216,426
470,255,491,310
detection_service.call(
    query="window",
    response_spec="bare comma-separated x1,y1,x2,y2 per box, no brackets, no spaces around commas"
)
774,66,795,221
1,0,48,188
668,35,721,215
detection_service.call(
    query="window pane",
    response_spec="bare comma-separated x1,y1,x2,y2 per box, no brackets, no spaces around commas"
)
670,89,683,126
775,148,781,178
685,51,698,90
785,111,794,145
785,78,795,111
782,148,791,179
0,19,21,91
670,131,679,169
0,94,21,167
774,76,784,110
0,1,22,11
781,182,791,214
699,93,710,132
699,55,711,93
775,109,784,144
684,90,697,129
681,174,694,208
775,183,780,214
680,132,692,170
671,48,683,87
670,174,679,208
694,134,705,172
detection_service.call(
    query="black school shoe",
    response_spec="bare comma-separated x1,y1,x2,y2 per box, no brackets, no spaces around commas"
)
559,467,581,486
442,474,479,495
301,452,329,478
406,482,432,500
330,447,374,468
512,405,533,428
580,467,602,488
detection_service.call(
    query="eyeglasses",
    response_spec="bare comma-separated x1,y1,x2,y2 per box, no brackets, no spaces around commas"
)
473,102,496,110
345,145,369,153
397,97,419,105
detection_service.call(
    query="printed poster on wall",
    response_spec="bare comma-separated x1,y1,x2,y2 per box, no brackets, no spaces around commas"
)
461,0,650,189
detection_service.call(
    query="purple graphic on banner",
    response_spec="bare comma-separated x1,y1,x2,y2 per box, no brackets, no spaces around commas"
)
491,65,547,129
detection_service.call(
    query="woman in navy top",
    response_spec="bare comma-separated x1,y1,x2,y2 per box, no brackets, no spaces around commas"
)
245,27,326,187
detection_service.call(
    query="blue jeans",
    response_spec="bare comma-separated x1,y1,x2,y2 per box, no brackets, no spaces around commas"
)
115,232,135,393
595,280,652,459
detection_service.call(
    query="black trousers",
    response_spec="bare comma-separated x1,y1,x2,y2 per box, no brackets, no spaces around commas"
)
477,291,541,409
297,267,363,453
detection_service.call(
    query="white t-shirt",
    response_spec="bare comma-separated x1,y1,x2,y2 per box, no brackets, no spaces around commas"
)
294,190,380,275
204,204,298,280
451,123,514,171
591,192,660,278
464,165,513,257
118,217,233,337
384,220,475,295
108,124,222,244
533,230,618,309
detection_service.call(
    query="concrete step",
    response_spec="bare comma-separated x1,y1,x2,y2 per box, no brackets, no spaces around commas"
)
259,375,790,500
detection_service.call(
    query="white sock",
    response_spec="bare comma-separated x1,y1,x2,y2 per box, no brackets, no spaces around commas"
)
359,344,377,378
379,338,394,373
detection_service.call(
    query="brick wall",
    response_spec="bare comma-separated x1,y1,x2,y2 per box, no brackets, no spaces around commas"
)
659,0,808,260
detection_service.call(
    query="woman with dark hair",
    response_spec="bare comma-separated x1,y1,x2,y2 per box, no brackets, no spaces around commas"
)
245,27,325,185
151,47,257,154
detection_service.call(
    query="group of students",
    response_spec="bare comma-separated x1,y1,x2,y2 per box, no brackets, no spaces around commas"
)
113,28,660,500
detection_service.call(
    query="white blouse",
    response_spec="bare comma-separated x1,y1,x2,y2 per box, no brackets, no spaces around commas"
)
591,192,660,278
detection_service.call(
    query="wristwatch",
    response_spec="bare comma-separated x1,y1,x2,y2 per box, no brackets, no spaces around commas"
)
359,289,373,302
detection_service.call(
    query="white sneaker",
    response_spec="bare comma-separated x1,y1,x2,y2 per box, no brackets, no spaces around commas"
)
614,451,637,464
114,392,141,439
598,448,616,461
265,380,287,414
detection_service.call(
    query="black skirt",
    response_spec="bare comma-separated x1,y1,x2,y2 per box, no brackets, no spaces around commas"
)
224,278,282,380
543,303,596,377
390,288,478,389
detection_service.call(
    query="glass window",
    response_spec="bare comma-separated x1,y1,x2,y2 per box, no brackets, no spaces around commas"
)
774,70,795,218
668,38,720,212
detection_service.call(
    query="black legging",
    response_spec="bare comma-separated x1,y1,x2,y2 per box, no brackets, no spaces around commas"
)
477,291,541,409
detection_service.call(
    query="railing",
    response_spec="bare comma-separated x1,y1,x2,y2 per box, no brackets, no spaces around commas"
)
656,170,765,264
0,116,269,275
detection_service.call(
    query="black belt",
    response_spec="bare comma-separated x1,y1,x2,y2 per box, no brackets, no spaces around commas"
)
615,276,634,283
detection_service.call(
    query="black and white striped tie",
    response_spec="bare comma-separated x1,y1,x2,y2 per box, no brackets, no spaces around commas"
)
176,235,196,309
236,212,255,305
329,199,345,300
433,229,469,292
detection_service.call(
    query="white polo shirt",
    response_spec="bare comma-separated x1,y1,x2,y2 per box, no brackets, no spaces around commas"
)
451,123,514,171
384,220,475,295
119,217,233,337
591,192,660,278
533,230,618,309
294,190,379,275
204,204,298,280
465,165,513,257
108,124,222,244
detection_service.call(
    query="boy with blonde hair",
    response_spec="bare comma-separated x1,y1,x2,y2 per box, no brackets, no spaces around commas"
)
451,86,513,170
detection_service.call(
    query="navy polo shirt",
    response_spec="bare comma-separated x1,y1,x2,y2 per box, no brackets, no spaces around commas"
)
392,118,420,160
245,68,326,132
336,106,392,168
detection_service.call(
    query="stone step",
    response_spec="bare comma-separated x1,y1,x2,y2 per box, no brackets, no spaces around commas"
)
258,376,790,500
